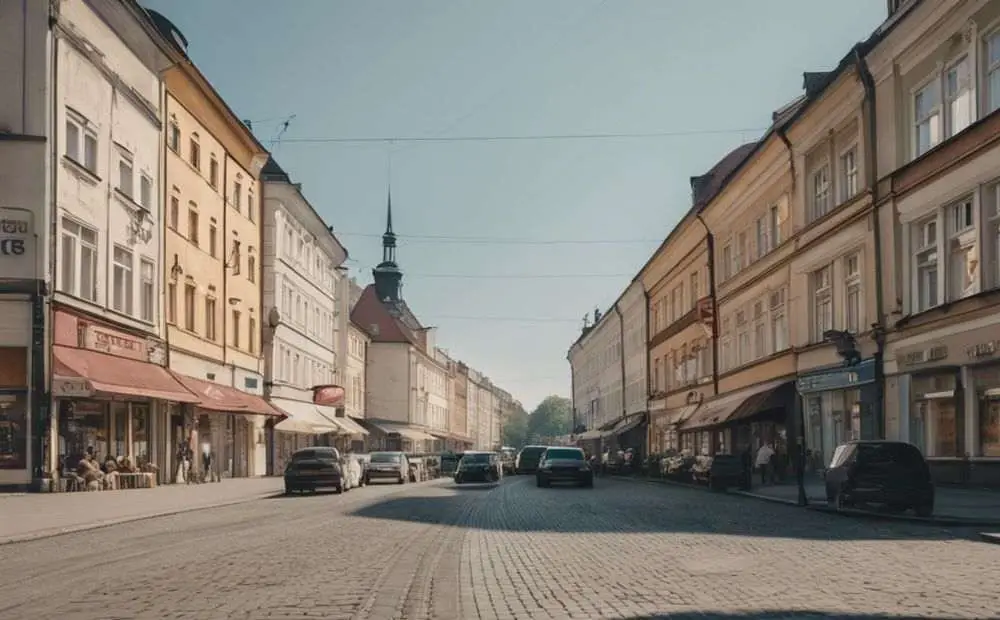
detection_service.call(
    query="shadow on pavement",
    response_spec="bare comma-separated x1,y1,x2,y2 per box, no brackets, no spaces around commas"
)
619,612,959,619
348,478,979,541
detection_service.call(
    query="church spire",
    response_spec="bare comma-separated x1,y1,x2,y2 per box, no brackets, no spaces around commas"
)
373,189,403,303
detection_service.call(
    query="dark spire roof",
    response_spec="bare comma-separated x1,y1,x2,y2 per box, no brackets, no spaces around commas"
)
372,189,402,304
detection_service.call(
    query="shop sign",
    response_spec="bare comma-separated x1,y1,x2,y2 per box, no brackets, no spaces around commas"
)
80,324,148,361
796,359,875,394
900,345,948,367
0,208,35,280
313,384,345,408
52,376,93,398
967,340,1000,360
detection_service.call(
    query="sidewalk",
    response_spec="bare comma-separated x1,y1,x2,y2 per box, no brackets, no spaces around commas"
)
737,480,1000,524
0,477,284,545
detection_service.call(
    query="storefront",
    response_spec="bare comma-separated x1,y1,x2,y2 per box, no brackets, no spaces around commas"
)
50,308,200,488
796,359,876,473
648,395,701,455
269,397,341,473
890,321,1000,487
599,412,647,457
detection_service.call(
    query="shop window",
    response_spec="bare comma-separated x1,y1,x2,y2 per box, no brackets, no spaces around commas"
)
0,393,27,470
980,399,1000,457
910,373,959,457
132,406,149,465
58,401,108,471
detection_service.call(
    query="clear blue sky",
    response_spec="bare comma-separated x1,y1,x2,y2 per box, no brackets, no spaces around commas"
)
143,0,885,411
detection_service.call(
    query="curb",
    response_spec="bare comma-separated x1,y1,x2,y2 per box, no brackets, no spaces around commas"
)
617,476,1000,528
0,491,282,546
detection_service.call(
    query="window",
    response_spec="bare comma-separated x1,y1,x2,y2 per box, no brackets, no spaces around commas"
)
755,217,768,259
284,227,294,258
167,282,177,324
736,310,750,366
65,110,98,173
209,156,219,189
118,155,134,199
248,249,256,283
914,80,941,157
209,219,218,258
736,231,747,272
945,58,972,138
948,198,977,301
232,310,242,348
168,120,180,152
140,175,152,209
249,317,256,354
112,246,133,315
721,244,733,280
205,297,217,341
988,184,1000,289
169,196,179,230
769,202,786,247
811,164,831,220
813,265,833,341
753,301,766,359
769,289,788,352
988,32,1000,114
248,192,256,222
229,239,241,276
690,272,699,306
652,358,661,392
670,284,683,322
913,216,939,312
184,283,196,331
845,254,861,334
233,181,242,211
188,204,199,246
140,258,154,322
59,218,98,302
189,136,200,170
840,148,858,202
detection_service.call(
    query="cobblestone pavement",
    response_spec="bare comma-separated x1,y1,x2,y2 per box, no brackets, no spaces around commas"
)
0,475,997,620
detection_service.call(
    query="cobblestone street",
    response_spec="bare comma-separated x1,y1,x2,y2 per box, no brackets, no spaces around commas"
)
1,476,997,620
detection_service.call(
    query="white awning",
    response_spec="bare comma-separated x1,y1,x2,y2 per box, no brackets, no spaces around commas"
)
336,416,370,436
368,421,436,442
311,404,370,436
271,398,341,435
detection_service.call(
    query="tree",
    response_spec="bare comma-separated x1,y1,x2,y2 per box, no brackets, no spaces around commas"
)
502,402,529,448
526,395,572,442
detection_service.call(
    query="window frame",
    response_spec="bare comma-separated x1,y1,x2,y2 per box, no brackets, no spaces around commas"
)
139,257,155,323
59,217,99,303
812,265,834,342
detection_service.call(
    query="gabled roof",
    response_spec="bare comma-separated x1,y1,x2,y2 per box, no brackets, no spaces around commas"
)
349,284,426,349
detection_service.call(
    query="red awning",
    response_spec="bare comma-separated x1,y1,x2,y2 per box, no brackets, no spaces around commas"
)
53,345,200,403
170,372,283,417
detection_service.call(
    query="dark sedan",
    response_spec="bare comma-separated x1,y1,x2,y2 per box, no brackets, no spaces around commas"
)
284,447,344,494
455,451,501,484
536,447,593,488
515,445,548,475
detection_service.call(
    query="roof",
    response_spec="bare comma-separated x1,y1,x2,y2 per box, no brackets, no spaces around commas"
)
349,284,426,349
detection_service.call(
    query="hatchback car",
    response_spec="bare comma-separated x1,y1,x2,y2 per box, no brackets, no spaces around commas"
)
364,451,409,484
284,447,344,494
455,451,502,484
515,445,548,475
824,440,934,516
536,447,593,488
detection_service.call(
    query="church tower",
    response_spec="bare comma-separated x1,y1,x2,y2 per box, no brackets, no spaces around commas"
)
372,191,403,304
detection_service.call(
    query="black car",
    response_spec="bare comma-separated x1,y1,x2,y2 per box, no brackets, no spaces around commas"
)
515,445,548,475
455,451,501,483
536,447,593,488
284,447,344,494
824,440,934,517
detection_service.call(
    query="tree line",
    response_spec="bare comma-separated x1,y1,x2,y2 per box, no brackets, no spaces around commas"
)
501,395,572,448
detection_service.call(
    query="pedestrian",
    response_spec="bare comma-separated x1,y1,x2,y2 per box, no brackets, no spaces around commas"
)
756,442,775,485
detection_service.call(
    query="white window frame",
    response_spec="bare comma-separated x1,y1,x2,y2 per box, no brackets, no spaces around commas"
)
844,253,862,334
117,148,134,199
59,217,99,302
184,282,197,332
735,309,749,366
140,174,153,210
944,56,973,139
112,245,134,316
986,30,1000,115
721,244,733,281
140,257,155,323
65,109,98,173
812,265,833,342
911,215,940,313
810,163,831,221
947,196,978,302
755,216,768,259
839,145,858,203
205,296,217,341
769,289,788,352
913,76,942,159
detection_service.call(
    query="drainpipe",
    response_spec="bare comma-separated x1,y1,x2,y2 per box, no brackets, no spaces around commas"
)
693,215,719,395
854,45,886,440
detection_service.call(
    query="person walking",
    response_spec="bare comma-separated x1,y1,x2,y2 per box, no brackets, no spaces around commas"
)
756,442,775,486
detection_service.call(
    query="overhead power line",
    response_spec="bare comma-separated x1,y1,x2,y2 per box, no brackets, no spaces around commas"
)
336,232,662,245
277,127,766,145
426,314,580,324
405,272,631,280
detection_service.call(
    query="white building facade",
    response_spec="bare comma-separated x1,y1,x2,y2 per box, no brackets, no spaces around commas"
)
619,281,648,418
345,322,368,421
260,157,362,469
569,308,623,436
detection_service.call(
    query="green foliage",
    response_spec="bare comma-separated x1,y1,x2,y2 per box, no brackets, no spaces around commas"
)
501,402,530,448
526,395,572,442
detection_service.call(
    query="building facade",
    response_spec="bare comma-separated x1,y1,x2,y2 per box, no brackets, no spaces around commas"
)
150,9,276,479
260,156,363,471
568,308,622,446
872,0,1000,486
345,321,369,421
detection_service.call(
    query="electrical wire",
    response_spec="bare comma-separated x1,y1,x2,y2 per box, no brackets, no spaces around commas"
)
335,232,662,245
425,314,581,324
402,272,632,280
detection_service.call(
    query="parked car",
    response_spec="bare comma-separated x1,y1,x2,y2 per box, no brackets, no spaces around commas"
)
455,451,502,484
824,440,934,517
284,447,344,494
536,447,593,488
515,445,548,475
364,451,409,485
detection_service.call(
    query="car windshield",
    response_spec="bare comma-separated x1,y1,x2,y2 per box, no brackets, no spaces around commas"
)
462,453,490,463
370,453,401,463
544,449,583,461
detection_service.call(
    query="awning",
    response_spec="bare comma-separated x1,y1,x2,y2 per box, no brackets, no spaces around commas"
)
270,398,341,435
660,403,699,427
680,379,792,432
331,415,370,436
170,372,282,416
605,413,645,437
53,345,199,403
575,430,602,441
367,421,436,442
